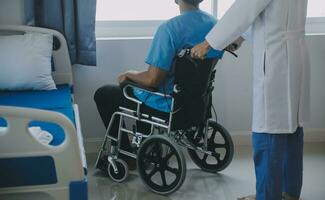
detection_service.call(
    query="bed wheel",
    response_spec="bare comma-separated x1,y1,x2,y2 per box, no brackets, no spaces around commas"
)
137,135,186,195
107,158,129,183
188,121,234,173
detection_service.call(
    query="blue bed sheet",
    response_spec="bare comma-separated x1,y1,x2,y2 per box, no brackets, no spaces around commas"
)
0,85,75,146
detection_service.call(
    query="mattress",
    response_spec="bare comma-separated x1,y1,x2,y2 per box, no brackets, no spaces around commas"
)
0,85,74,146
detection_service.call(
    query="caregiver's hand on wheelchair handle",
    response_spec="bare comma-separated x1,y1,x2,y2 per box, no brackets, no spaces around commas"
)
191,37,244,59
191,40,211,60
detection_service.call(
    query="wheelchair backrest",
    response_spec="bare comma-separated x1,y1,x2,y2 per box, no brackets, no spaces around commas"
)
171,50,217,130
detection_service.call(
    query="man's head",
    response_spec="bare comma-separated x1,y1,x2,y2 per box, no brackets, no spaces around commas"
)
175,0,203,12
180,0,204,7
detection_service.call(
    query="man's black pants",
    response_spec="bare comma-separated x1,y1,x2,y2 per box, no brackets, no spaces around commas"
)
94,85,169,150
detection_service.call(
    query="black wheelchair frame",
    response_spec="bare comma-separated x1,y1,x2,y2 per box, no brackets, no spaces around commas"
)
95,49,234,195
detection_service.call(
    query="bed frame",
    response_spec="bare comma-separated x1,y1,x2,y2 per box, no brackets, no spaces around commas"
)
0,25,87,200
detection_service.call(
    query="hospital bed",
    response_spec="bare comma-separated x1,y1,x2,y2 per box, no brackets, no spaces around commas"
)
0,25,87,200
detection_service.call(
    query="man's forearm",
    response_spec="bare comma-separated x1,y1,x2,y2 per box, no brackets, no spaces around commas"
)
125,71,156,88
121,66,166,88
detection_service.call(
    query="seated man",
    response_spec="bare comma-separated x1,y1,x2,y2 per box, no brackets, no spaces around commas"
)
94,0,224,169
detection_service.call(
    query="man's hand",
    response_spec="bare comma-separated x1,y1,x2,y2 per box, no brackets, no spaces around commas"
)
191,40,211,60
118,73,128,85
118,70,140,85
117,67,166,88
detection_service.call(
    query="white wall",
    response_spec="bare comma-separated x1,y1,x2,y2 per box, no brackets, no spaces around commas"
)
1,1,325,145
0,0,24,25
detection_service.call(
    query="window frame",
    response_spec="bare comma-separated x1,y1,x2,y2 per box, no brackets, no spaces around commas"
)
306,17,325,35
96,0,325,39
96,20,162,38
96,0,217,38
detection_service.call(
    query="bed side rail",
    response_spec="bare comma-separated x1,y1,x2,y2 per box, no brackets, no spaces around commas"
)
0,106,84,193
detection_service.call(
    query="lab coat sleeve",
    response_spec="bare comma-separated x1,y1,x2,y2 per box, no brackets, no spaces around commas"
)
206,0,273,50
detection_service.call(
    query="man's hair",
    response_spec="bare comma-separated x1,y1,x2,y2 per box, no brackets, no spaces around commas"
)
182,0,204,6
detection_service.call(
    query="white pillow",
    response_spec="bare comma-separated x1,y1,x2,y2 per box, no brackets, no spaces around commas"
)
0,33,56,90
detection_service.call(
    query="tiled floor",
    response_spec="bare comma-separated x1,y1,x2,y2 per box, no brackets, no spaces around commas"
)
87,143,325,200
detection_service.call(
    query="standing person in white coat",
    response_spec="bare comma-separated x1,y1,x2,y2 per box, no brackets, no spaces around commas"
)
191,0,310,199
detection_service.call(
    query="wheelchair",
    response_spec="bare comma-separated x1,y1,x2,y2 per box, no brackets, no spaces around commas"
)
95,49,234,195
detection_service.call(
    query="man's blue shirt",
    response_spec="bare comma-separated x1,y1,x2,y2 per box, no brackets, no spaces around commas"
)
134,10,224,112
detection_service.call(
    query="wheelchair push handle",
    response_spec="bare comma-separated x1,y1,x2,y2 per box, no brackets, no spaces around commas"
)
225,49,238,58
177,48,192,58
180,46,238,59
177,49,199,67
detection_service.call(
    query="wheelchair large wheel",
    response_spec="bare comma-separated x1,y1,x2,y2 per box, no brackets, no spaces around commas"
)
137,135,186,195
188,121,234,173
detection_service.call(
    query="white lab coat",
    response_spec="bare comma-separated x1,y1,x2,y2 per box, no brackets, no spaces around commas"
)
206,0,310,133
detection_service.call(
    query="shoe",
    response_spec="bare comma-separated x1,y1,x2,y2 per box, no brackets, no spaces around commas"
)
177,131,197,148
237,195,256,200
124,156,137,171
118,153,137,171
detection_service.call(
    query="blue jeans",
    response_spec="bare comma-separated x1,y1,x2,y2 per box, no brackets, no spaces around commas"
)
253,127,304,200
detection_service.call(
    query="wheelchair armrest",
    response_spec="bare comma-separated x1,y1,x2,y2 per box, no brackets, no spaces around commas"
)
120,80,158,93
119,80,172,118
120,80,172,98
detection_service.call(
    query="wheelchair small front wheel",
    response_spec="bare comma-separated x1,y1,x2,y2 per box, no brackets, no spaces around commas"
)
188,121,234,173
137,135,186,195
107,158,129,183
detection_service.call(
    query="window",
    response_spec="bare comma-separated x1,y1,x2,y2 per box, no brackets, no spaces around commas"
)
96,0,325,38
96,0,213,21
217,0,325,34
217,0,235,19
306,0,325,34
218,0,325,18
307,0,325,18
96,0,212,38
